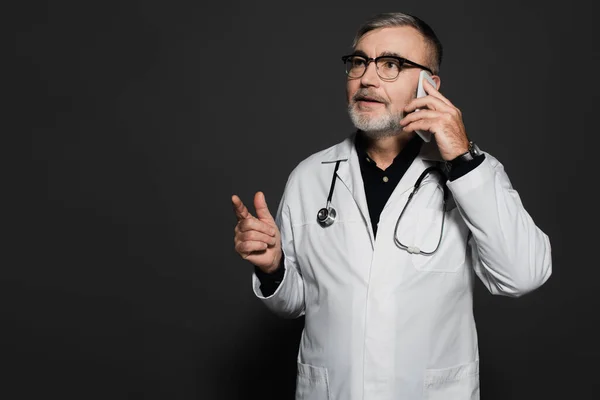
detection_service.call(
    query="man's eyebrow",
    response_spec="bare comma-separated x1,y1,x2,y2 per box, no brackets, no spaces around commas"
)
379,51,405,59
351,50,369,57
350,50,407,59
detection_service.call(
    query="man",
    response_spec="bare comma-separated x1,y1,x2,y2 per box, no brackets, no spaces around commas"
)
231,12,551,400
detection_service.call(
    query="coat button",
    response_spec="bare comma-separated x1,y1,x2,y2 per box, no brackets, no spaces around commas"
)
382,176,389,183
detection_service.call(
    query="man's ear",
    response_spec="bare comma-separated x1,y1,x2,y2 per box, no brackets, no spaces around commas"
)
432,75,441,90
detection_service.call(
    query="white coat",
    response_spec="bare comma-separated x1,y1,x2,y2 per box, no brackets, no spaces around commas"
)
252,132,552,400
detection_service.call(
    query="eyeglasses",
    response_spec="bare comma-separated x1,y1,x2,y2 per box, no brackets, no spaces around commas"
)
341,54,433,81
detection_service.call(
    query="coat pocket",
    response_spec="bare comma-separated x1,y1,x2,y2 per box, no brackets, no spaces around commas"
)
423,359,480,400
295,361,330,400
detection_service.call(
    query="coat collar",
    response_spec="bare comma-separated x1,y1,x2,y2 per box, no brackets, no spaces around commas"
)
319,131,444,248
320,131,444,163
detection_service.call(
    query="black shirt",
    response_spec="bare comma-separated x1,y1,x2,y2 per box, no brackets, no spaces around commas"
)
254,133,485,296
354,132,423,238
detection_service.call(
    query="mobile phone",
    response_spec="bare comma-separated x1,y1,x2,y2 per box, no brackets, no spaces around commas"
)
414,70,437,142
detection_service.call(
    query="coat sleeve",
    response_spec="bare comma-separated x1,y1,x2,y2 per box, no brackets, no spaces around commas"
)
251,175,306,318
447,153,552,297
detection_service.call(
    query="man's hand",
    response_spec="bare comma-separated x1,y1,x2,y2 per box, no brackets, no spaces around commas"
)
232,191,282,274
400,79,470,160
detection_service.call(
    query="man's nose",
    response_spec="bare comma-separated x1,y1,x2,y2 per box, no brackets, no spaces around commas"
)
360,61,380,87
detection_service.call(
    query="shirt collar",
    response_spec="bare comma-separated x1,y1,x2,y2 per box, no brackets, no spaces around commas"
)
320,131,445,163
354,130,424,168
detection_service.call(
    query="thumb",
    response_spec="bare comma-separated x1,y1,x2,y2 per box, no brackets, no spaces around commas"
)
254,191,275,222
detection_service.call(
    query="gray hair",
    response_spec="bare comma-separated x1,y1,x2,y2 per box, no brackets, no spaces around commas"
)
351,12,443,75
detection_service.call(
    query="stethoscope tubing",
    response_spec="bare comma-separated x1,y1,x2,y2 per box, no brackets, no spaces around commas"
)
317,163,449,255
393,166,448,255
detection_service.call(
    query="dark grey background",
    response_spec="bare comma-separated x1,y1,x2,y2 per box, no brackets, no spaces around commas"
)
8,0,599,398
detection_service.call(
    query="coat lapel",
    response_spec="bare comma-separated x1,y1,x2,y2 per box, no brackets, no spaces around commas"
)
319,132,446,249
321,133,375,247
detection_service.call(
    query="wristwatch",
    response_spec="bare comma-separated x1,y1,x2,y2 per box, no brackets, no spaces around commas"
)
447,140,481,170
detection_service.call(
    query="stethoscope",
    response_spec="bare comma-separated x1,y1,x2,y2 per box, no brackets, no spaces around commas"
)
317,162,448,255
316,161,343,227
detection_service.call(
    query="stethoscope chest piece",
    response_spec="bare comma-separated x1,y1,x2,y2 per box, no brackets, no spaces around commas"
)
316,160,343,228
317,207,336,227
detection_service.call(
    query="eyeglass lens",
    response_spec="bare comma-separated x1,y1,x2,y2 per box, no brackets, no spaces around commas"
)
345,56,403,80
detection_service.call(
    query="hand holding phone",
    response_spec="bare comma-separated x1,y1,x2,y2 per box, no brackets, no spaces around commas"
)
414,70,438,142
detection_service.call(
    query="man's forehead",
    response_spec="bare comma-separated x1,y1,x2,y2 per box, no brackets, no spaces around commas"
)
353,26,426,59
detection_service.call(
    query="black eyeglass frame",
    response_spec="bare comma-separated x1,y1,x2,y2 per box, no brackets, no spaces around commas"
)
341,54,434,80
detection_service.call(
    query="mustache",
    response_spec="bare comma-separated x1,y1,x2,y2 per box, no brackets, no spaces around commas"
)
352,90,388,104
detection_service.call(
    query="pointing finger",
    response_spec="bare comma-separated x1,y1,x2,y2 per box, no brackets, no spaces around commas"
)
232,195,252,221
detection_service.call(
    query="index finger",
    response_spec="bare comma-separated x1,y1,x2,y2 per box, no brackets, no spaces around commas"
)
423,79,454,107
404,94,448,113
232,195,251,221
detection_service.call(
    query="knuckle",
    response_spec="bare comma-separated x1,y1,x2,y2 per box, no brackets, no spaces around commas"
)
239,220,250,232
259,223,270,235
239,242,250,253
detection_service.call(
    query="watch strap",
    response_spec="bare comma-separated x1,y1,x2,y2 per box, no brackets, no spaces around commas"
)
448,141,478,169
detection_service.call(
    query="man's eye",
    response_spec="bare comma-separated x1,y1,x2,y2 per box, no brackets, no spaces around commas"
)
380,59,400,70
351,58,366,67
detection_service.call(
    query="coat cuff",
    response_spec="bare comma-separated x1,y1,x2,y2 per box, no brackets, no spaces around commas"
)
446,153,494,195
253,263,286,297
448,154,486,181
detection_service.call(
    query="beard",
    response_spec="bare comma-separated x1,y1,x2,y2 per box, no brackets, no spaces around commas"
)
347,99,405,139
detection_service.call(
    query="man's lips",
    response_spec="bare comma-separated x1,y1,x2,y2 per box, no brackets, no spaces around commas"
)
355,96,385,104
355,98,385,106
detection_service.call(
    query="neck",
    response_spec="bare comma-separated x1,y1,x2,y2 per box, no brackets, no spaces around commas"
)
361,131,417,169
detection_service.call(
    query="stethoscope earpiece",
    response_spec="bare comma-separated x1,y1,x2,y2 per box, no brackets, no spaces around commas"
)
317,207,336,227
